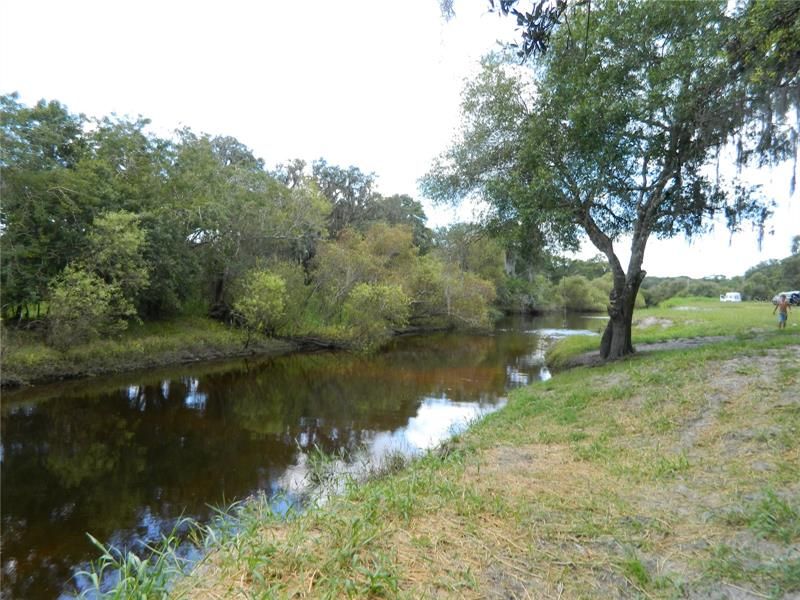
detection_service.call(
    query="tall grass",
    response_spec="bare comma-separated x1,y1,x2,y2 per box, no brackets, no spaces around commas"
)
2,316,293,386
77,443,413,599
76,521,192,599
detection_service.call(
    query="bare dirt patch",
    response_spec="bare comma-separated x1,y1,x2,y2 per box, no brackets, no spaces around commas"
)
635,316,673,329
676,351,784,452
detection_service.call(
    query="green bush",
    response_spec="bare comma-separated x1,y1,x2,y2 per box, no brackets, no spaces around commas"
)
644,279,690,305
557,275,607,312
686,280,723,298
342,283,410,350
266,261,311,335
497,274,559,313
46,266,135,351
85,211,149,303
443,269,497,327
233,270,287,339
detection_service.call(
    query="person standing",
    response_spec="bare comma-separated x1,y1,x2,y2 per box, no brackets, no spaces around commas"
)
773,294,791,329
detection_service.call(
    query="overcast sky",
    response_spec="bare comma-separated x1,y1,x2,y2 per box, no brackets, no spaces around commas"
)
1,0,797,278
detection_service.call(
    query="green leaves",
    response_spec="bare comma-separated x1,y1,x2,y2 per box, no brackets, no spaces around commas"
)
233,270,287,339
342,283,411,351
85,211,150,301
1,93,500,353
46,266,135,351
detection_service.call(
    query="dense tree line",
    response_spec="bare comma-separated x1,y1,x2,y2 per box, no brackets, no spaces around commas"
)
2,92,642,356
0,94,508,350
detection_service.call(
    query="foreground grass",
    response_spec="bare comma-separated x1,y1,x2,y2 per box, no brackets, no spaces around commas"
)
154,307,799,598
1,316,294,386
546,297,790,369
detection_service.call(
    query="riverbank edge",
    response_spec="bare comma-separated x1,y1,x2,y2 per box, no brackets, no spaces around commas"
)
161,330,799,598
0,318,480,389
0,317,301,389
1,302,547,389
546,334,736,371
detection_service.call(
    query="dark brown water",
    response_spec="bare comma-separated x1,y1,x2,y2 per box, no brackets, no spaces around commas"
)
0,314,603,599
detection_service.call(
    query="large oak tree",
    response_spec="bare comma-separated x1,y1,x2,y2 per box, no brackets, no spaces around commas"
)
424,0,798,359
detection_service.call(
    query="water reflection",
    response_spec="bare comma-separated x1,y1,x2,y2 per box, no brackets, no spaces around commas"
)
0,313,602,599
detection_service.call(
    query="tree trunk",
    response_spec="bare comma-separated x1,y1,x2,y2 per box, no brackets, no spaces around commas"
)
581,199,651,361
599,269,645,360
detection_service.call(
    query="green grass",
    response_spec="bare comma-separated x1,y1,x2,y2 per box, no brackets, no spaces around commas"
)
1,316,294,386
77,523,190,599
619,551,651,588
546,297,793,368
722,489,800,544
706,544,800,595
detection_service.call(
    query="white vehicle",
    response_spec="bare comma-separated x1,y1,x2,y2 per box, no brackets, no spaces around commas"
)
719,292,742,302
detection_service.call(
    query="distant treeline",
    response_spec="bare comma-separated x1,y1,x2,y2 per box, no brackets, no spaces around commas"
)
539,249,800,309
640,250,799,305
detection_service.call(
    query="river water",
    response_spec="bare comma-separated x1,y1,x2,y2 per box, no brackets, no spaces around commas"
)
0,313,602,599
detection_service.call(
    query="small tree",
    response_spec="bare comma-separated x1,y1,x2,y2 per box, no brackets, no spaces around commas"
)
46,266,135,351
498,274,558,313
265,260,312,335
233,270,287,346
742,272,774,301
441,269,497,328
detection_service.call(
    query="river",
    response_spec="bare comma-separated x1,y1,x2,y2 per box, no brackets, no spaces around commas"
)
0,313,603,599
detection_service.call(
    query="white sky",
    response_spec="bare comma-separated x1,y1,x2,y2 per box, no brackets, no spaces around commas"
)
1,0,797,279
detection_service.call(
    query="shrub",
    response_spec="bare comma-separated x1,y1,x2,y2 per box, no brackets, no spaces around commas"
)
557,275,607,312
645,278,689,305
497,274,559,313
686,280,723,298
46,266,135,351
341,283,410,350
442,270,497,327
232,270,287,341
85,211,149,302
266,261,311,335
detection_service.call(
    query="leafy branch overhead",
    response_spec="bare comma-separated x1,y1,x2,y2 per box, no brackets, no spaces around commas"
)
490,0,579,58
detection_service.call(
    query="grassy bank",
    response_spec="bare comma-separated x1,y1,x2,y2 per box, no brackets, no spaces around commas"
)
546,297,791,369
1,316,295,387
76,299,799,598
